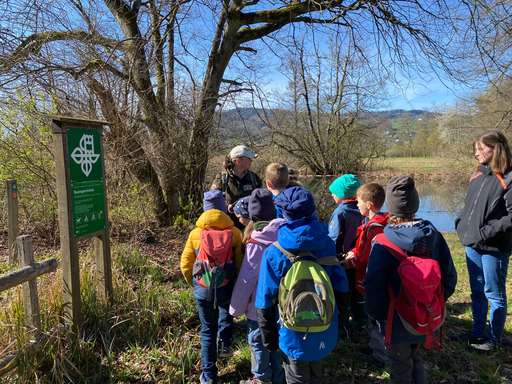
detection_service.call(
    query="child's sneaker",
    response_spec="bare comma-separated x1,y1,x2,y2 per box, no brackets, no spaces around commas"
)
218,340,233,358
239,377,270,384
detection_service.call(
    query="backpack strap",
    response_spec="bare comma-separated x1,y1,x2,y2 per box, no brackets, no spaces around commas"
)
272,241,338,265
373,233,408,261
221,171,228,192
247,238,267,247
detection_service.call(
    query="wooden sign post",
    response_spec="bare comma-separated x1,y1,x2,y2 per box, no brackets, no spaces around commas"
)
51,117,112,328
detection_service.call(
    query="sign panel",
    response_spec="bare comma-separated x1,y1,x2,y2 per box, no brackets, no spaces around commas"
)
71,180,106,237
67,127,106,237
67,128,102,183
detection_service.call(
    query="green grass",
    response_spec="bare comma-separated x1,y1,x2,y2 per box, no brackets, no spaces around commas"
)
1,233,512,383
372,157,474,175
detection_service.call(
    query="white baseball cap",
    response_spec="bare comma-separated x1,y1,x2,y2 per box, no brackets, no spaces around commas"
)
230,145,258,159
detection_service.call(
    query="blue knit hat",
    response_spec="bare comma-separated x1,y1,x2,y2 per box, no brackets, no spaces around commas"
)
203,190,227,213
329,174,361,199
276,186,315,221
249,189,277,222
233,196,250,219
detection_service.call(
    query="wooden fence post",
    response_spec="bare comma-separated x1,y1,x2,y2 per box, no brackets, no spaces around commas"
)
18,235,42,334
7,180,19,265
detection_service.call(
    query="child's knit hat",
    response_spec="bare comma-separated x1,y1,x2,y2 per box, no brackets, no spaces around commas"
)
276,186,315,221
249,189,277,222
203,190,227,213
329,174,361,199
233,196,250,219
385,175,419,217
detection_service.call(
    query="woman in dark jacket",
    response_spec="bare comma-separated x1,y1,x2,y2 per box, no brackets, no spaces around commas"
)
210,145,262,230
452,130,512,352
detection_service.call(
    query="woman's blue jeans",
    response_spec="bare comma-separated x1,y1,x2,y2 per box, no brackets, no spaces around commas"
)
465,247,510,342
247,319,283,384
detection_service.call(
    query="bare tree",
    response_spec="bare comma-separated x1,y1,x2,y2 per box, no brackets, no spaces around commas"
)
0,0,500,221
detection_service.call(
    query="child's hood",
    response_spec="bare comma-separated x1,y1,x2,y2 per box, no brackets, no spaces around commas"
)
250,218,286,245
343,200,361,214
383,219,438,254
277,217,331,252
195,209,234,229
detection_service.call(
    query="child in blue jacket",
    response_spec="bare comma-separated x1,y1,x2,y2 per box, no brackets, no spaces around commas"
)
328,174,365,339
256,186,349,384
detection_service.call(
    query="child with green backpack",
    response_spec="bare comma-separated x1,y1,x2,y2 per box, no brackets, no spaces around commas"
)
256,187,349,384
180,190,244,384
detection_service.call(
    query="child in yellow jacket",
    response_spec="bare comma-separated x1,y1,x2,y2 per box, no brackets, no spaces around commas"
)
180,190,243,384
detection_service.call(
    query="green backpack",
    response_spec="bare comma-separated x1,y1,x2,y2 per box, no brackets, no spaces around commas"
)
274,242,338,338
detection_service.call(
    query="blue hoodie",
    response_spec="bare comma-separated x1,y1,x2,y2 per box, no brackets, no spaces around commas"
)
255,216,349,361
328,200,364,254
364,220,457,344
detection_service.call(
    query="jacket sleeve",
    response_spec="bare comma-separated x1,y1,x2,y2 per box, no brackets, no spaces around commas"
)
180,231,197,286
231,227,244,275
364,243,392,322
210,172,223,191
255,247,281,351
349,226,383,270
480,186,512,241
229,243,261,318
328,211,342,245
435,233,458,301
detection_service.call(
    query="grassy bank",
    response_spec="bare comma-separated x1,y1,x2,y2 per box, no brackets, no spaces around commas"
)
1,231,511,383
371,157,474,175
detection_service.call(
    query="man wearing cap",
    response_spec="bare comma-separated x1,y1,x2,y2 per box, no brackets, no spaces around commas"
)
211,145,262,230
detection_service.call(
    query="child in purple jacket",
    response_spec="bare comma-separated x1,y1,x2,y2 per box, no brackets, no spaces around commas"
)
229,189,285,384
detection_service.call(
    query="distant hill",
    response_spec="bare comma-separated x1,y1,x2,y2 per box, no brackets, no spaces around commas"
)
220,108,438,123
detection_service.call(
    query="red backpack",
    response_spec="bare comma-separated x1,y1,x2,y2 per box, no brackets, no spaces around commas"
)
193,227,235,296
373,233,445,350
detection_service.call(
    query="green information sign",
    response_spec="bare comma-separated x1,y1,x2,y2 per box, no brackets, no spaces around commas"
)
71,180,106,237
67,128,102,183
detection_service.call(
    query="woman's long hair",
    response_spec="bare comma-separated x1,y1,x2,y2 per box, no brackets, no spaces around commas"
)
474,130,512,174
223,155,236,171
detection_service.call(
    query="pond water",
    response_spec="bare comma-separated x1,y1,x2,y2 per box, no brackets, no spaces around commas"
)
301,176,469,232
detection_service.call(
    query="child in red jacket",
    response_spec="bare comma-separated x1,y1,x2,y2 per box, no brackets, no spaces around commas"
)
341,182,389,367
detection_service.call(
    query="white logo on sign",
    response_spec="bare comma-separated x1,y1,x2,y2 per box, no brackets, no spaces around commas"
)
319,341,325,350
71,134,100,177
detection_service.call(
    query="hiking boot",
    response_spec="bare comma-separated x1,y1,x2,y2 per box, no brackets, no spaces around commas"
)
364,354,387,368
239,377,270,384
469,340,499,354
218,341,233,359
450,330,485,344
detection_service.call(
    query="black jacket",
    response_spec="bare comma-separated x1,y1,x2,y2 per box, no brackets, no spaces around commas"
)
456,164,512,252
211,168,262,230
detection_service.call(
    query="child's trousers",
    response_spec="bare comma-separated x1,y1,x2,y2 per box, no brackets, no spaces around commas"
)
247,319,283,384
281,353,323,384
386,343,426,384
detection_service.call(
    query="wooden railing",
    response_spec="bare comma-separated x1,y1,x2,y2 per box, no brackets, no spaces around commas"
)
0,235,68,376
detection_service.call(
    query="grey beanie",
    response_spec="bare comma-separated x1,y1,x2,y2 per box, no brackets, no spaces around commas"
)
385,175,419,217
